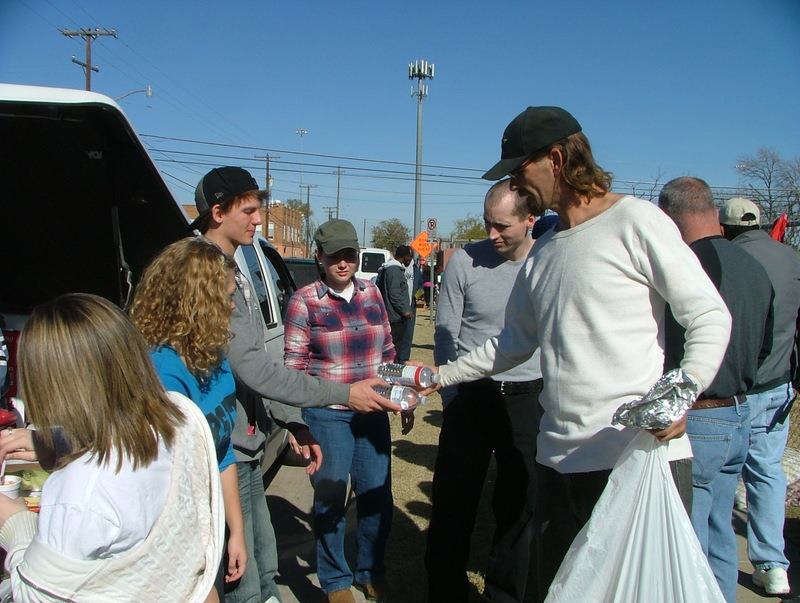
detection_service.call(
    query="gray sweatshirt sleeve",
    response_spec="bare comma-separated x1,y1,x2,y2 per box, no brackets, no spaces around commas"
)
434,251,466,366
434,250,467,404
227,289,350,407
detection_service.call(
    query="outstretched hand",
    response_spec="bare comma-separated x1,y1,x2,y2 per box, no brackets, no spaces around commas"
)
349,378,403,414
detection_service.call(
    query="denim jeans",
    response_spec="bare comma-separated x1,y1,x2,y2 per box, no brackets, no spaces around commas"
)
225,461,281,603
743,382,794,572
425,381,540,603
687,399,750,603
396,310,415,363
302,407,392,594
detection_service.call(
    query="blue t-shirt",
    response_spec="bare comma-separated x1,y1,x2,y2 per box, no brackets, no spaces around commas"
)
150,346,237,472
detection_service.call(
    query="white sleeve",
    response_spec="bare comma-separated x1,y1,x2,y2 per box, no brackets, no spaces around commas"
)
634,208,731,390
438,257,539,386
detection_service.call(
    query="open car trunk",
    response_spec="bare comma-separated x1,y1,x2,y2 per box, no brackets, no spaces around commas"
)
0,84,190,315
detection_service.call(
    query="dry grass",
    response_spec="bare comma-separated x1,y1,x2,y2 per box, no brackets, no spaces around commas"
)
384,308,492,602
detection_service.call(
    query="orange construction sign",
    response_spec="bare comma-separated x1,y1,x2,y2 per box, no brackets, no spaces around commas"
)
410,231,432,257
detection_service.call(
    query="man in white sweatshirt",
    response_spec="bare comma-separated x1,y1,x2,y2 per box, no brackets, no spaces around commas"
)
432,106,732,600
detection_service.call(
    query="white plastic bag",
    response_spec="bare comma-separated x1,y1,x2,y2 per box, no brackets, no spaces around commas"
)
545,431,724,603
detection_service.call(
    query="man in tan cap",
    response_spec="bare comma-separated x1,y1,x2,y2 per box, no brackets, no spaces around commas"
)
720,196,800,595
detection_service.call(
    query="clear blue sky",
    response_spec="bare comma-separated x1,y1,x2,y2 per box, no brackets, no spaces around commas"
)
2,0,798,238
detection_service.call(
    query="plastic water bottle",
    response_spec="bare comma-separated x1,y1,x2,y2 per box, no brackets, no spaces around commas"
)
377,362,439,388
373,385,428,411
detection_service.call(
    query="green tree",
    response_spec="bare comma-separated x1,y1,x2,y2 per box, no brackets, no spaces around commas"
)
370,218,410,251
451,215,485,241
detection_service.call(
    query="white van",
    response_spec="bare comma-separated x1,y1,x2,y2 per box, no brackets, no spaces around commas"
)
356,247,392,281
0,83,296,485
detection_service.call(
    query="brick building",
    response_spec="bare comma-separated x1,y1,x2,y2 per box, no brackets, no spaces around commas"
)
181,200,307,258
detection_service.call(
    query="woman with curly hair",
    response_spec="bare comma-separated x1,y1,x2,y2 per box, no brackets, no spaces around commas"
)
0,293,223,602
131,237,246,596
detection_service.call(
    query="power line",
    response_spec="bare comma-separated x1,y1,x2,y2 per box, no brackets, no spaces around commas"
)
141,134,486,173
145,147,483,182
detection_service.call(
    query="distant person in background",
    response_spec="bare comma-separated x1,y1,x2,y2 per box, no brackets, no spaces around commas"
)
285,219,405,603
659,177,773,603
720,197,800,596
376,245,413,352
0,293,222,602
397,254,423,362
530,213,559,241
427,179,542,603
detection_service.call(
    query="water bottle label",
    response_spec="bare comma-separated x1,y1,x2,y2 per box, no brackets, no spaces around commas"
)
389,386,406,405
401,366,423,386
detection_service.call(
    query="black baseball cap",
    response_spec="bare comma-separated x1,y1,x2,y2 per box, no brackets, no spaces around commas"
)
482,107,582,180
314,219,360,255
192,166,264,228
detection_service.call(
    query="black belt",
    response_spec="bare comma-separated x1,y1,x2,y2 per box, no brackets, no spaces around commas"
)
471,378,544,396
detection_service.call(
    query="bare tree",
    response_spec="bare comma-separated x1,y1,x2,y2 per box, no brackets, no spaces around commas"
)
779,157,800,216
735,148,784,221
624,169,663,202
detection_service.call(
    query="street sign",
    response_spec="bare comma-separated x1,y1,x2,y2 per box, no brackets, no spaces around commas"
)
426,217,437,232
410,230,432,257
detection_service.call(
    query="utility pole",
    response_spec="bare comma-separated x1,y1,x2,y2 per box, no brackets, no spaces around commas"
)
408,59,435,239
335,166,344,219
300,184,317,257
296,127,309,202
256,154,279,240
363,219,367,248
323,206,337,221
60,28,117,90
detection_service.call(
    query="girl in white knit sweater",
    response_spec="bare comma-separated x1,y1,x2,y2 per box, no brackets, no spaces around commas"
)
0,294,224,602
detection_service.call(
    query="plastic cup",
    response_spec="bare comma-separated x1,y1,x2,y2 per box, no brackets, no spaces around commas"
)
0,475,21,499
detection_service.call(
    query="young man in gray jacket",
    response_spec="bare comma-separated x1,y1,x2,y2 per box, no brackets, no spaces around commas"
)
193,166,398,603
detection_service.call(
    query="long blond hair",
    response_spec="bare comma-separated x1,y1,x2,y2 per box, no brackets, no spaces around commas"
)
131,237,236,381
18,293,184,471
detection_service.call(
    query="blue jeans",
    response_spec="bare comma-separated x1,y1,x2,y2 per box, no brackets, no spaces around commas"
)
226,461,281,603
743,382,794,572
302,407,392,594
396,310,415,363
687,400,750,603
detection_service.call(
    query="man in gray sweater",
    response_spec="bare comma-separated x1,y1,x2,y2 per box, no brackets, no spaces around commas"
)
720,197,800,596
426,179,542,603
193,166,397,603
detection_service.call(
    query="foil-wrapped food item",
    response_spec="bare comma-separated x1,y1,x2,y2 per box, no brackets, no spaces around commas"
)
612,369,700,430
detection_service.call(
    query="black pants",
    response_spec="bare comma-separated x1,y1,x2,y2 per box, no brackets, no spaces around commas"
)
426,380,541,603
535,457,693,602
389,319,406,354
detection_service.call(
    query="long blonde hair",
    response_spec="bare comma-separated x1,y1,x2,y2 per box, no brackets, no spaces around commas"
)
131,237,236,381
18,293,184,471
